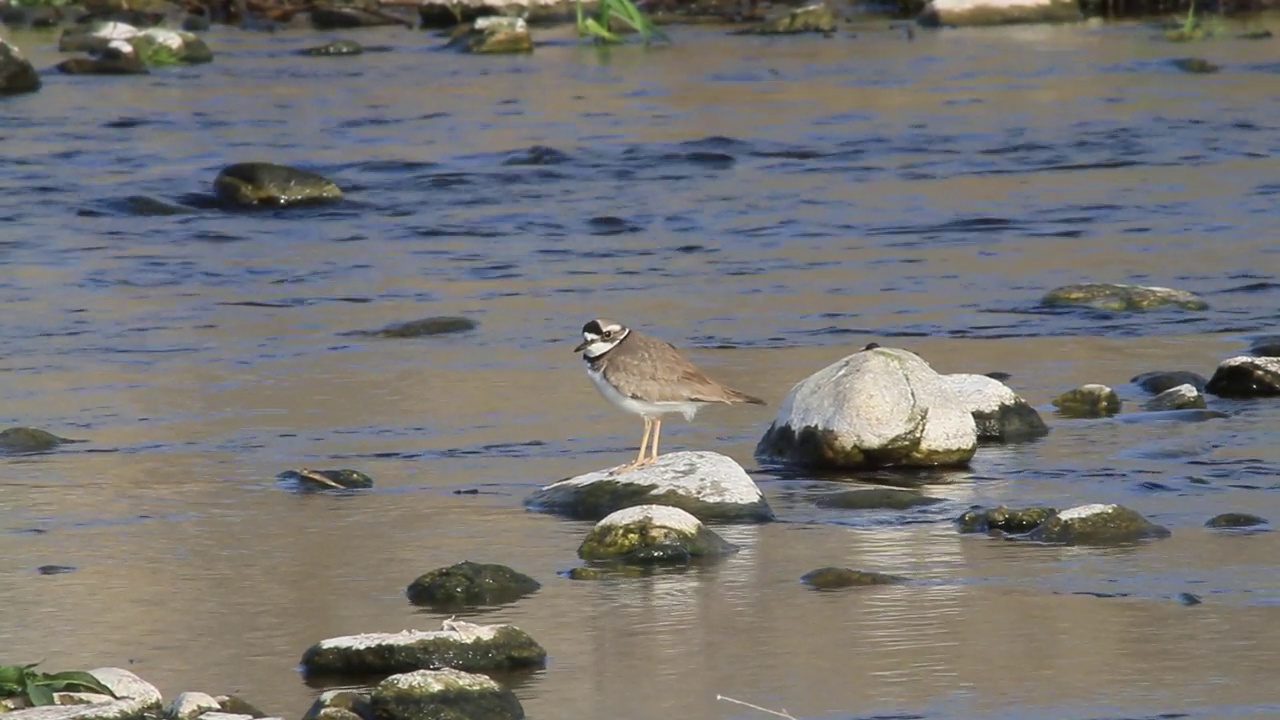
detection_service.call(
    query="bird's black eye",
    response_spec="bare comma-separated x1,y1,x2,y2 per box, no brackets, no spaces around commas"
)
602,330,613,338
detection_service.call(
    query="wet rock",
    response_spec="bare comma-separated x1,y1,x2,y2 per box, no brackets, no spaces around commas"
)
756,346,977,471
299,39,364,56
1205,512,1267,529
736,1,835,34
1178,592,1202,606
577,504,738,564
406,561,540,610
917,0,1081,27
301,619,547,678
0,40,40,96
445,16,533,54
213,163,343,208
940,373,1048,441
418,0,573,28
3,668,163,720
815,488,943,510
1,4,64,28
1250,336,1280,357
311,5,411,29
133,29,214,65
1131,370,1207,394
1040,282,1207,311
1052,384,1120,418
801,567,906,589
279,468,373,490
59,21,139,53
371,669,522,720
37,564,77,575
302,691,372,720
0,427,76,454
525,450,773,523
565,567,609,580
957,505,1056,534
1025,503,1171,545
345,316,478,338
165,693,221,720
1205,356,1280,398
1143,384,1206,411
57,56,150,75
1172,57,1219,74
214,696,268,718
1237,29,1273,39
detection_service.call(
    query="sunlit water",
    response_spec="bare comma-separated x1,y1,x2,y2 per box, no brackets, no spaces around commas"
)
2,16,1280,720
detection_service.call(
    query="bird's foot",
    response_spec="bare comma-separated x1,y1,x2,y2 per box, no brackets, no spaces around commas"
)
607,457,655,476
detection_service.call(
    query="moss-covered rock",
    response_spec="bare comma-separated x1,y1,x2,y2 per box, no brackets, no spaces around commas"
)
405,561,540,610
164,692,221,720
344,316,478,339
1131,370,1207,394
278,468,373,490
1,39,41,96
1052,384,1120,418
445,16,533,54
1205,356,1280,398
1205,512,1268,529
801,567,906,589
940,373,1048,442
1041,283,1207,311
299,39,364,56
815,488,943,510
577,504,737,564
214,696,269,718
0,427,76,454
303,690,372,720
1143,384,1206,411
370,668,522,720
301,620,546,679
525,451,772,523
735,1,835,34
1026,503,1170,545
756,345,977,471
213,162,343,208
957,505,1057,535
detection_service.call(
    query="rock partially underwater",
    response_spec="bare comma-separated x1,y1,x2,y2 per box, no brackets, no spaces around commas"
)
735,1,835,34
213,163,343,208
1027,504,1170,545
801,567,906,590
1131,370,1208,394
957,505,1057,535
576,504,738,565
1052,384,1120,418
301,619,546,678
405,561,540,610
1040,283,1208,312
525,451,773,523
917,0,1081,26
1205,513,1268,529
278,468,373,490
940,373,1048,441
343,316,477,339
371,669,523,720
445,17,533,54
0,427,77,454
1205,356,1280,398
815,487,944,511
756,345,977,471
1143,384,1206,411
0,39,40,96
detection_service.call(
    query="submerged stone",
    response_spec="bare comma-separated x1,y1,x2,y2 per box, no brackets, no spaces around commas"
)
1040,283,1208,311
345,316,478,339
940,373,1048,441
301,619,547,678
577,504,737,564
1171,57,1219,74
0,427,77,454
0,39,41,96
815,488,944,510
299,39,364,56
801,567,906,589
371,668,522,720
1205,512,1268,529
917,0,1081,27
1025,503,1170,545
525,450,773,523
1052,384,1120,418
302,691,371,720
57,57,150,75
405,561,540,610
736,1,835,34
956,505,1056,534
446,16,533,54
1205,356,1280,398
213,162,343,208
1143,383,1206,411
1250,336,1280,357
756,345,977,471
1131,370,1207,394
279,468,373,490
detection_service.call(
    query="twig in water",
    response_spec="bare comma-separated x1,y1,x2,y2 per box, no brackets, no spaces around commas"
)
716,694,799,720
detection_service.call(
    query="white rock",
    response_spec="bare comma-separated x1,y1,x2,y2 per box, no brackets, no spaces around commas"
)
137,28,185,51
378,668,499,694
316,620,504,652
941,373,1048,440
91,22,139,40
1,669,160,720
474,15,527,31
596,504,703,534
1057,503,1116,521
917,0,1081,26
200,714,282,720
1143,383,1206,411
758,346,977,468
165,692,221,720
107,39,136,56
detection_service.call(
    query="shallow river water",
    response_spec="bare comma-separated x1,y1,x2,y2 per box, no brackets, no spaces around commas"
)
2,15,1280,720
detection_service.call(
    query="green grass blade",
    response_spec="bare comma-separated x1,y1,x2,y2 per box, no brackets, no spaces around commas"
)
26,684,55,707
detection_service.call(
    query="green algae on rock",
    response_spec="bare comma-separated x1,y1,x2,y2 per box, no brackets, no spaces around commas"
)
957,505,1058,535
1205,513,1268,529
815,488,944,511
801,567,906,590
735,1,835,34
1052,384,1121,418
1026,503,1170,545
445,16,533,54
303,690,371,720
0,39,40,96
525,450,773,523
0,427,77,455
299,40,364,56
301,620,546,679
278,468,373,491
213,163,343,208
405,561,540,610
1041,283,1208,311
577,504,737,564
371,668,522,720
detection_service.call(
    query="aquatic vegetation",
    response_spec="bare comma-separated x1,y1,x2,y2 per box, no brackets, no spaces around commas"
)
1162,1,1224,41
575,0,669,45
0,663,116,706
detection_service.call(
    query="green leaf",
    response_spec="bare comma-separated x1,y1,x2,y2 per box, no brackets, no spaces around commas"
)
39,672,115,697
582,17,622,42
0,666,25,686
26,684,55,707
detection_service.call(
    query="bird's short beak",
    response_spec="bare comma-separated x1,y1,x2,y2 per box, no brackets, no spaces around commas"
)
574,339,589,353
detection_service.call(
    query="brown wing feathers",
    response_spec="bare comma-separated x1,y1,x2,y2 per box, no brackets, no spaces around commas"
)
604,332,765,405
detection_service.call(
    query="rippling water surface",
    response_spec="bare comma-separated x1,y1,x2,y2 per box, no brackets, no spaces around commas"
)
2,16,1280,720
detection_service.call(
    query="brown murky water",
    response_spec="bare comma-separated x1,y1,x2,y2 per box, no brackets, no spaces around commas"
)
3,15,1280,720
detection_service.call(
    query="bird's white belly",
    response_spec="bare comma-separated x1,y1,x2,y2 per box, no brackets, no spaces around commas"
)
587,366,701,421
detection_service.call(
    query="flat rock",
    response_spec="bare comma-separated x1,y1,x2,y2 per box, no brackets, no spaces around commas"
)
343,316,477,339
957,505,1057,535
302,691,371,720
371,669,522,720
1025,503,1171,545
756,345,977,471
405,561,540,610
418,0,572,28
917,0,1081,26
524,450,773,523
815,488,943,510
1131,370,1207,394
1052,384,1120,418
940,373,1048,441
1205,356,1280,398
1039,283,1207,311
2,669,160,720
213,162,342,208
577,504,738,564
301,619,547,678
164,693,220,720
0,427,76,454
299,40,364,57
801,567,906,589
278,468,373,490
1,39,41,95
1205,512,1268,529
1143,383,1206,411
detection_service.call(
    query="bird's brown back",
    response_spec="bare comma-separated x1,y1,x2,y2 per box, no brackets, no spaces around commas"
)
592,330,765,405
